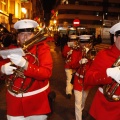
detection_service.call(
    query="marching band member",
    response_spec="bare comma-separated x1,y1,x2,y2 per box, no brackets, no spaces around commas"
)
62,35,81,99
0,19,53,120
84,22,120,120
73,35,94,120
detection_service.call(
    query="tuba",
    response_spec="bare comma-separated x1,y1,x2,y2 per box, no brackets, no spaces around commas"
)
5,30,47,94
103,56,120,102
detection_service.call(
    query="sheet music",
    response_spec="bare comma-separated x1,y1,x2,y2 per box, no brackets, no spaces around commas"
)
0,48,25,59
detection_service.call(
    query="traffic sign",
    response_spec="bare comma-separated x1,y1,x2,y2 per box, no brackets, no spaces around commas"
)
73,19,80,27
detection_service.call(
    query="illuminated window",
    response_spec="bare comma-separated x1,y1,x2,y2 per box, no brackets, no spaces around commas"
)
0,0,7,12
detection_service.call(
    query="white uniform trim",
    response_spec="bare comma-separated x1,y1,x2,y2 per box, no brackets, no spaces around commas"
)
7,115,47,120
8,82,49,97
75,72,84,78
98,87,118,98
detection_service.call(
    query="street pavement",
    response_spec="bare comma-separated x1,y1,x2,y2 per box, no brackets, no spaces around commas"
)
0,41,111,120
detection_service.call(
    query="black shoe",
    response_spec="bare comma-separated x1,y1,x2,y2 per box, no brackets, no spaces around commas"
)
66,94,72,99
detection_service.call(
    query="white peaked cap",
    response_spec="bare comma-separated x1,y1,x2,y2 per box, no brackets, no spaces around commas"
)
79,35,91,42
70,35,77,39
110,22,120,34
79,35,91,40
14,19,38,29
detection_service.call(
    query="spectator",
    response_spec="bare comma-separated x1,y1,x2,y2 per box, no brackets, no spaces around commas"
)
97,35,102,44
60,34,68,51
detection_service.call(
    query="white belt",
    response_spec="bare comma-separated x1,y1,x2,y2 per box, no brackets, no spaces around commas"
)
8,82,49,97
98,87,119,98
75,72,84,78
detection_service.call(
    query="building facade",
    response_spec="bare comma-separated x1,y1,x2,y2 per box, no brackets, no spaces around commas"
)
0,0,33,31
51,0,120,40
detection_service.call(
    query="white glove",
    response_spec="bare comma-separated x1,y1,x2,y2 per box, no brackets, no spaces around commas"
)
1,62,17,75
67,49,73,55
7,54,26,67
106,67,120,84
79,58,88,64
84,47,89,53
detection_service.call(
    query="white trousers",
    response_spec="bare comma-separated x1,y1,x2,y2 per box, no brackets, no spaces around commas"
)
74,90,89,120
7,115,47,120
65,68,74,95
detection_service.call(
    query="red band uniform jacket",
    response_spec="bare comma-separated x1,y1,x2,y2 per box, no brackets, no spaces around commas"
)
62,44,81,70
0,42,53,117
84,44,120,120
73,59,93,91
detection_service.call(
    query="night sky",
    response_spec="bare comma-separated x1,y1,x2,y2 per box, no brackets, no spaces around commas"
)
42,0,56,12
42,0,56,25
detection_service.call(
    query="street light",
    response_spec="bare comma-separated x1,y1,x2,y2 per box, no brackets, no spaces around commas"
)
21,7,27,18
53,19,57,24
53,19,57,32
21,8,27,14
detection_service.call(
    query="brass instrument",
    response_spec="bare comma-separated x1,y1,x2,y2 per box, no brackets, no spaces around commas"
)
81,41,98,61
5,30,47,94
79,47,88,80
0,42,4,49
79,44,98,80
86,46,98,60
21,31,47,65
22,30,46,51
103,56,120,102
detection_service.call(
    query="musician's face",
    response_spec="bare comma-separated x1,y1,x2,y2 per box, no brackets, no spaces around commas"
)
17,32,34,45
114,36,120,50
80,42,90,48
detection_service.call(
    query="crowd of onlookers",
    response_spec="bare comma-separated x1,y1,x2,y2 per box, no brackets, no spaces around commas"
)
54,32,69,51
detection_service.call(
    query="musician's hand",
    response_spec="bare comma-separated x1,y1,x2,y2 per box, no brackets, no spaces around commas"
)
84,46,89,53
79,58,88,64
106,67,120,84
8,54,26,67
1,62,17,75
67,49,73,55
